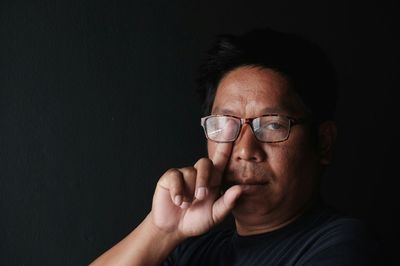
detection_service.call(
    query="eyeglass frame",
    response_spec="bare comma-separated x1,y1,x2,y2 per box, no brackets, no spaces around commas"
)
200,114,307,143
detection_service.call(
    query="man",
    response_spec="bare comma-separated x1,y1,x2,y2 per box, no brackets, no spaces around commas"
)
91,28,378,265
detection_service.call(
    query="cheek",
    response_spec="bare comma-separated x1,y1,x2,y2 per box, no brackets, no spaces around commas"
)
266,139,318,183
266,146,293,179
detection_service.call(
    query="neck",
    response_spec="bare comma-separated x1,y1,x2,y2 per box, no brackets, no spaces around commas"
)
233,196,319,236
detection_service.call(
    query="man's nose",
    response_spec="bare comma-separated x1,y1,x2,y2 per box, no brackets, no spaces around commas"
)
232,124,266,162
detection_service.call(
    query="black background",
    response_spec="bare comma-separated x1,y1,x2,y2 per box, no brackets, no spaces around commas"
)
1,0,399,265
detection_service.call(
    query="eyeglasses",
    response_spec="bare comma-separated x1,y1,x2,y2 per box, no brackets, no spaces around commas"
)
200,114,306,143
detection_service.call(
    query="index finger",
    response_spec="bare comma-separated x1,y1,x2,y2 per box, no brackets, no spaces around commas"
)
210,142,233,185
209,118,236,184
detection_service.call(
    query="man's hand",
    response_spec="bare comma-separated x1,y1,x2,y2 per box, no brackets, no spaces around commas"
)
151,142,243,239
90,142,243,266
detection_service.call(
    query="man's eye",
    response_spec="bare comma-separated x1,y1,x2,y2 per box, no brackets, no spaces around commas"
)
265,123,283,130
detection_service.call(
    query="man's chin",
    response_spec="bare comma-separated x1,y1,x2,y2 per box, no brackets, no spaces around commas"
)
231,189,272,216
231,202,272,222
222,181,269,193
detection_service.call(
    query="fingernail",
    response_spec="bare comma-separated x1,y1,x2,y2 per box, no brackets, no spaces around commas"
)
174,195,182,206
195,187,207,200
180,201,190,209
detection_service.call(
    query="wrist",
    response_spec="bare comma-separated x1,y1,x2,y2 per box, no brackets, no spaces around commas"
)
146,212,186,244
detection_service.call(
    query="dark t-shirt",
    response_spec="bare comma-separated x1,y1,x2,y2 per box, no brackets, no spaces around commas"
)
163,203,379,265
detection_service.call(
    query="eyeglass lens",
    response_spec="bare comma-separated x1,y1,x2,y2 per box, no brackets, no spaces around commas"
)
205,116,290,142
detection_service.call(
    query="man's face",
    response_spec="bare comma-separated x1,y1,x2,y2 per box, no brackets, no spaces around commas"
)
207,66,322,226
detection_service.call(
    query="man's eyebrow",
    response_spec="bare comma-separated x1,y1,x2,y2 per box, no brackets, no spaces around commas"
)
211,107,235,115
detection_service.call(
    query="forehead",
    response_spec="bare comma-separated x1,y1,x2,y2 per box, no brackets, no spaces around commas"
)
212,66,307,117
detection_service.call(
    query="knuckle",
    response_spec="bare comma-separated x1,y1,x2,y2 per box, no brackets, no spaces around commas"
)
195,157,214,168
182,166,197,178
162,168,182,180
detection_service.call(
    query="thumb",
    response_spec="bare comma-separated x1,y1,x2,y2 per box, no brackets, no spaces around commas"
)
211,185,243,224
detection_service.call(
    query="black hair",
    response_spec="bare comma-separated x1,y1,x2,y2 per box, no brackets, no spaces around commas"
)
196,28,338,124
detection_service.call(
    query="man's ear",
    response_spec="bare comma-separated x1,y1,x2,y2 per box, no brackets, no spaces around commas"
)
317,121,337,165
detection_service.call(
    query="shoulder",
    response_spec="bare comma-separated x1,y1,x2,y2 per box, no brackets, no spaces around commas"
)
293,205,381,265
307,208,372,242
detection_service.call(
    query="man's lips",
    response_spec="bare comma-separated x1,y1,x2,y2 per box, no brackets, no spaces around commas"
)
223,173,270,186
232,182,270,195
227,180,269,186
222,167,271,190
